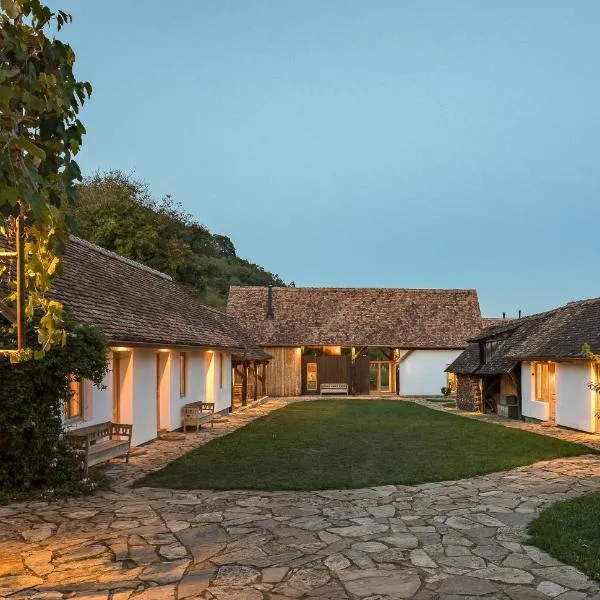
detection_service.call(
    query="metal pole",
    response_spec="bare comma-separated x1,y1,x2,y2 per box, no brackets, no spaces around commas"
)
16,210,26,351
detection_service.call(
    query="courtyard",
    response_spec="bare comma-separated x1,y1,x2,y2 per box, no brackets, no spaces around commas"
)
3,398,600,599
138,399,592,491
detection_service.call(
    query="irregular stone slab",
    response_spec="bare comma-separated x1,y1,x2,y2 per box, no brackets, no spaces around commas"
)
176,524,226,564
437,575,499,596
209,587,264,600
262,566,289,583
537,580,568,597
139,559,190,584
24,550,53,577
0,555,24,576
352,541,389,553
471,566,534,584
130,585,176,600
410,549,437,568
177,568,215,598
327,523,388,537
381,533,419,549
0,574,43,596
215,564,260,586
324,553,352,571
342,569,421,598
532,566,593,591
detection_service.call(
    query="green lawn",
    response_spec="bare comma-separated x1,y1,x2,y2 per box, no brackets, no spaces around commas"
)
136,400,594,491
529,492,600,581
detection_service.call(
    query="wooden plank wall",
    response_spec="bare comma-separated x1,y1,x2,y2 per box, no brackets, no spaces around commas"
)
263,347,302,397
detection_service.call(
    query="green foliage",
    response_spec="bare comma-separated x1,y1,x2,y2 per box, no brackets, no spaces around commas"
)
137,400,592,491
0,312,109,500
528,491,600,581
0,0,91,353
72,171,286,307
441,386,452,397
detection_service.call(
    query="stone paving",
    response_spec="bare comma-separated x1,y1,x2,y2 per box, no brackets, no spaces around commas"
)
2,397,600,600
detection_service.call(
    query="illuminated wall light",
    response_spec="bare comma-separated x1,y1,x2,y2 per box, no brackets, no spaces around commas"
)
113,346,131,352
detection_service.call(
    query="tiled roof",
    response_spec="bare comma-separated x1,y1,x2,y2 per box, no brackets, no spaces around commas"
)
1,234,258,351
447,297,600,375
227,286,483,349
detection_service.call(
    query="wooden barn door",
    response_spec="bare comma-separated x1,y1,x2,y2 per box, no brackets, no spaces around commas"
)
352,355,370,395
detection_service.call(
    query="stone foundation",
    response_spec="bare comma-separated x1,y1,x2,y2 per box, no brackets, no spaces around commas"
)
456,374,482,412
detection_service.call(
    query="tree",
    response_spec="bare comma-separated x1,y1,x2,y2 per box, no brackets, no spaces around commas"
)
0,0,91,357
73,171,287,307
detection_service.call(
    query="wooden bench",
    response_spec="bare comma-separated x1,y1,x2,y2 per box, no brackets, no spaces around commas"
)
320,383,349,395
183,402,215,432
67,422,132,475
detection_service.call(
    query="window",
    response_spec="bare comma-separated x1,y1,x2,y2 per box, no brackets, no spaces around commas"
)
534,362,554,402
447,371,457,393
65,378,83,419
219,353,224,389
180,352,187,398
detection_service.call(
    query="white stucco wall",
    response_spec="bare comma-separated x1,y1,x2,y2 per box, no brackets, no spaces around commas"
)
399,349,462,396
555,362,596,433
67,347,234,446
521,361,550,422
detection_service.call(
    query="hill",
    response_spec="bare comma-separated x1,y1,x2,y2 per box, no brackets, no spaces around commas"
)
71,171,285,307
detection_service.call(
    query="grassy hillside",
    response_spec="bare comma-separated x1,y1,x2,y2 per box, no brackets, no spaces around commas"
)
71,171,285,307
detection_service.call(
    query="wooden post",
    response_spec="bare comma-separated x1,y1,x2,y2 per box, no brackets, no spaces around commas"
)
16,212,26,351
253,361,258,401
241,361,248,406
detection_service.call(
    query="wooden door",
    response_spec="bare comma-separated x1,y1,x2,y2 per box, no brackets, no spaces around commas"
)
352,355,370,395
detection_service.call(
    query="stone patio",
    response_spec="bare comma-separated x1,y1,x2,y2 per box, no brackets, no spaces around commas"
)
2,397,600,599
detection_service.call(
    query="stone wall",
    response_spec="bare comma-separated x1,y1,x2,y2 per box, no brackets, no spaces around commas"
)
456,374,482,412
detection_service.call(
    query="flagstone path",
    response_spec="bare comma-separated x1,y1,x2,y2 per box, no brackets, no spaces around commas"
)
2,397,600,600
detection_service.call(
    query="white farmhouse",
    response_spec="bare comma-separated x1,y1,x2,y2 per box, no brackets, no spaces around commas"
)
448,298,600,433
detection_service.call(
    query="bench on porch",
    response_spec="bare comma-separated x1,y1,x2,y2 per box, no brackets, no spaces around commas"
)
67,422,132,475
320,383,349,395
183,402,215,432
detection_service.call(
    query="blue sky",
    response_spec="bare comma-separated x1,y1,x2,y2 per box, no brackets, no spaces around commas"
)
50,1,600,316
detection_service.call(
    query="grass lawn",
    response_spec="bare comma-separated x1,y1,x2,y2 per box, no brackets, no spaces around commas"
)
136,400,594,491
528,492,600,581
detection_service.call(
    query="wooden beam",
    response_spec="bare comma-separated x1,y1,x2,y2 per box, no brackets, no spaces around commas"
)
16,212,26,351
241,361,248,406
0,251,17,258
398,349,414,364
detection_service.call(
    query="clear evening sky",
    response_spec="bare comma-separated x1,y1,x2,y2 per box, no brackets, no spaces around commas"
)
49,1,600,317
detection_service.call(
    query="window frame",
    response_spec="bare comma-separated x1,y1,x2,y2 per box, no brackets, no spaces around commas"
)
65,378,84,420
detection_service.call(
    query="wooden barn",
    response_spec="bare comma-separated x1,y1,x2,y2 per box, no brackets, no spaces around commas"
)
227,286,485,397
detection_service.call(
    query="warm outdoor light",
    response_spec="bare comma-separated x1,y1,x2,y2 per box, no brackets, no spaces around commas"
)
113,347,131,352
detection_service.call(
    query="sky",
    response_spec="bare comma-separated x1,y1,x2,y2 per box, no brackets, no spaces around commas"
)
48,1,600,317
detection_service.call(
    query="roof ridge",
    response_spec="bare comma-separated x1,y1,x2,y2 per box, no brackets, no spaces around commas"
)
230,286,477,293
70,236,173,281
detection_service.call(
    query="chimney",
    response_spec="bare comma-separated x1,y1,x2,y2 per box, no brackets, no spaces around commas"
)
502,312,506,319
518,309,522,319
266,285,274,319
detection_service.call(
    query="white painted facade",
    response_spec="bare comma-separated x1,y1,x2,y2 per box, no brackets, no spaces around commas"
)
398,349,463,396
65,346,234,447
521,360,598,433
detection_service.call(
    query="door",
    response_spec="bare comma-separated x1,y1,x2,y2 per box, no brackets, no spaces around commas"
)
112,351,121,422
369,361,396,393
548,362,556,421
